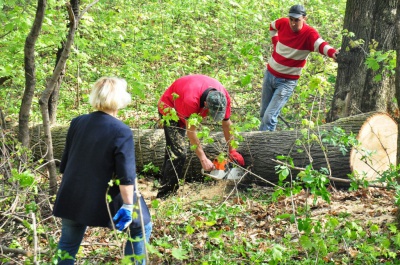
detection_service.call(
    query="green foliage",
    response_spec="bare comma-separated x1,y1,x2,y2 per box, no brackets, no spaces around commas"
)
1,0,344,129
9,169,36,188
171,247,189,260
376,164,400,206
5,0,400,264
321,126,359,155
265,113,400,264
142,162,160,175
342,30,396,82
160,107,179,126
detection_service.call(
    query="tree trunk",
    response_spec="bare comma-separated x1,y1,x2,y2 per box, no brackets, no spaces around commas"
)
395,1,400,167
395,3,400,231
48,0,80,125
18,0,46,148
328,0,398,122
40,2,78,196
34,112,397,187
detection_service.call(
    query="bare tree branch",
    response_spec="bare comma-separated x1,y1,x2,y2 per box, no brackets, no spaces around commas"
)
79,0,100,20
0,245,27,255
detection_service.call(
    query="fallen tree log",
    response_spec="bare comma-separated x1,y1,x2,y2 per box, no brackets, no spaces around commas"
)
30,111,397,186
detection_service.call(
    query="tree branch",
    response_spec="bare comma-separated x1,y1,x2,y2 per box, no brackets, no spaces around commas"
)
0,245,27,256
79,0,100,21
271,158,387,189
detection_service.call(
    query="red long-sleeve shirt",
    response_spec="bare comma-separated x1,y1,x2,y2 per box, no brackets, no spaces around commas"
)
158,75,231,127
267,17,336,80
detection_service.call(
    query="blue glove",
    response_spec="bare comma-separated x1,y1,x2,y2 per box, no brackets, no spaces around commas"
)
112,203,133,231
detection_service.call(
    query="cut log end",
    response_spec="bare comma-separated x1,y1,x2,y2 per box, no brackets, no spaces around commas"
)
350,113,398,182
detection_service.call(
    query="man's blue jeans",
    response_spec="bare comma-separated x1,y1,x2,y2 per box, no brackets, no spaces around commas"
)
57,218,152,265
259,70,298,131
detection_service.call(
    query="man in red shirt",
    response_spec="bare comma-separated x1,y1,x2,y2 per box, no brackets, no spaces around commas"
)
157,74,245,198
259,4,339,131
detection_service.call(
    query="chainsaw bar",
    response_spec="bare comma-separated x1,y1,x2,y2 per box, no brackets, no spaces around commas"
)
201,167,245,180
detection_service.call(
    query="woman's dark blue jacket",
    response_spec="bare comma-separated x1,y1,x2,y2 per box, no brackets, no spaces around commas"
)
53,111,151,227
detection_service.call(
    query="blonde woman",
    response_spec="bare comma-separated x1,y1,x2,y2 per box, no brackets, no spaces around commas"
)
53,77,152,264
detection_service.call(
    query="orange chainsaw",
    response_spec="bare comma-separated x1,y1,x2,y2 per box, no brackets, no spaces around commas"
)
201,158,245,180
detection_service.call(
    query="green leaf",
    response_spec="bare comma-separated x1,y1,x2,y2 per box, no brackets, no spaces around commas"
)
171,247,188,260
299,235,313,249
392,233,400,247
365,58,380,71
151,199,160,209
370,224,379,232
373,74,382,82
208,230,223,238
388,224,398,234
10,169,35,188
276,213,291,220
204,220,216,226
186,225,195,235
271,244,284,261
381,237,391,248
240,74,251,86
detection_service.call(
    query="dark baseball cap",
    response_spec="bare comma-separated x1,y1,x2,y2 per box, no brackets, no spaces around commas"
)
289,5,306,18
206,90,227,122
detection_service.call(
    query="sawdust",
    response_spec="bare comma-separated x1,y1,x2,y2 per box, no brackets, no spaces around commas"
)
137,178,237,202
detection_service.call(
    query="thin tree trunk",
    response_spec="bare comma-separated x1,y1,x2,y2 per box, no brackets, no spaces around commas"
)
18,0,46,147
41,0,100,195
40,2,78,196
49,0,80,124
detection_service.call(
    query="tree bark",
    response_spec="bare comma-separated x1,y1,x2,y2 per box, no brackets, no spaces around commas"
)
18,0,46,148
328,0,398,122
38,1,99,196
39,2,78,196
33,112,397,187
395,1,400,167
48,0,80,125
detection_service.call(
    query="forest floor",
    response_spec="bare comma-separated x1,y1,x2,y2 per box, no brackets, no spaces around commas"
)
67,178,397,264
1,177,397,264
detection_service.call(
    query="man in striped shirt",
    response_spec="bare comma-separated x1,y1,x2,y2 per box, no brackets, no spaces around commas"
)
259,4,339,131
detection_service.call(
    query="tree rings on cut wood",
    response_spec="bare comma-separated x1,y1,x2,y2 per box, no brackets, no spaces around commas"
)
349,112,397,182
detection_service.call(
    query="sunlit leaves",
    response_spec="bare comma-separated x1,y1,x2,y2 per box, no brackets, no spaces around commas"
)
171,247,188,260
9,169,35,188
271,244,285,263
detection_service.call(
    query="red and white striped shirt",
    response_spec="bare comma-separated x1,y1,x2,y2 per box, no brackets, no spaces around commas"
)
267,17,336,80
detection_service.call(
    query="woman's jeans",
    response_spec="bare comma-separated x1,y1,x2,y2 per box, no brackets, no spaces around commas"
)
57,218,152,265
259,70,298,131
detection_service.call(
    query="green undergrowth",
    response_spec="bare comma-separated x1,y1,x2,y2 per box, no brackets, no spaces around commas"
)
146,182,400,265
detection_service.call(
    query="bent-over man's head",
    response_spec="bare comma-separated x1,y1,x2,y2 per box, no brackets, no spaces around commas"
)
205,90,227,122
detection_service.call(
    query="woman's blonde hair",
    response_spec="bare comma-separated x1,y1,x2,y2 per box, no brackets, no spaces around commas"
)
89,77,131,111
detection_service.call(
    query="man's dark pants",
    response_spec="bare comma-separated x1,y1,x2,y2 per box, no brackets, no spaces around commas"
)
156,120,187,199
